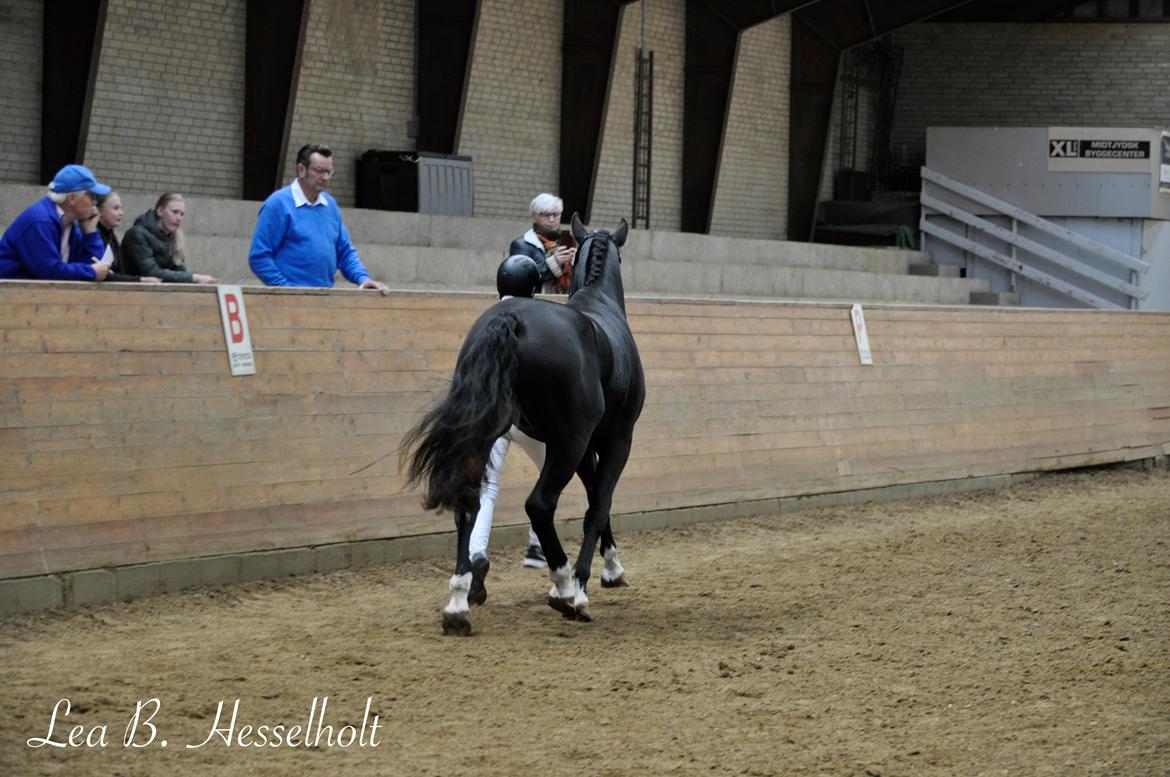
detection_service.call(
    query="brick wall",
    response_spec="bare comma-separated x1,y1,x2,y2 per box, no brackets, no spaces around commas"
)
592,0,686,231
84,0,246,199
6,9,1169,233
0,0,42,185
709,15,791,240
457,0,563,221
283,0,415,207
890,22,1170,169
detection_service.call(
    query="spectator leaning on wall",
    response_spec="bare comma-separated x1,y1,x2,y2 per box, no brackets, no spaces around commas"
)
248,143,389,292
122,193,217,284
0,164,112,281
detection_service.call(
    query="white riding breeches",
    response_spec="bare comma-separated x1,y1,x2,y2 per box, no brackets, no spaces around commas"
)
468,425,546,560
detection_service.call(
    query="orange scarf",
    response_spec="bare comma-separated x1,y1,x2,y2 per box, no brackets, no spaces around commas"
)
538,234,572,291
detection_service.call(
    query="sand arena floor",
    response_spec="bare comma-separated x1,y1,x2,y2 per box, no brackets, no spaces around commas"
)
1,466,1167,776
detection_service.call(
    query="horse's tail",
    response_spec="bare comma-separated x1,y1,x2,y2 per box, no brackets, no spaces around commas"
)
402,312,523,514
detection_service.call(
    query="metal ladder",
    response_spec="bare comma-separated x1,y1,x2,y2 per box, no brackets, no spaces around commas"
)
839,49,860,172
633,47,653,229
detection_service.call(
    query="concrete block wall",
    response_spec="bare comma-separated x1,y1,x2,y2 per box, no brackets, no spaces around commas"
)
591,0,687,231
709,14,791,239
282,0,415,207
890,23,1170,169
457,0,565,220
0,0,41,186
84,0,247,199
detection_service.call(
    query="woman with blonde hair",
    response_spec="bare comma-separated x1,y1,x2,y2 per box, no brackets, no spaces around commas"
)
93,191,161,284
122,193,217,283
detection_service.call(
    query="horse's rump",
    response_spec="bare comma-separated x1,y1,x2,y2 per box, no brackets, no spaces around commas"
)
403,309,523,513
403,299,603,513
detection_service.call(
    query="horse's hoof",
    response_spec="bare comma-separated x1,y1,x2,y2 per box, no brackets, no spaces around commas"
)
600,574,629,588
547,596,577,618
441,610,472,636
575,603,593,622
468,556,490,606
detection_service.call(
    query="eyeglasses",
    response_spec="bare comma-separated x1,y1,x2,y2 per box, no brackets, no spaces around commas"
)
308,166,334,177
537,211,562,218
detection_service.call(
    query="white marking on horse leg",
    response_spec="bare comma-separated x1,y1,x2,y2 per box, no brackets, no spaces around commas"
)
547,564,575,601
444,572,471,615
546,564,578,617
573,579,590,610
600,545,628,587
442,572,474,635
601,546,625,581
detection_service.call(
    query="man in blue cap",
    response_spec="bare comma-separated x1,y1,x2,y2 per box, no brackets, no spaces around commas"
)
0,164,113,281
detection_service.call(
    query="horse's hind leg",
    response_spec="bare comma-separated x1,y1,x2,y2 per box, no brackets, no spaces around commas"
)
525,445,585,619
573,432,634,617
578,454,628,589
442,510,475,636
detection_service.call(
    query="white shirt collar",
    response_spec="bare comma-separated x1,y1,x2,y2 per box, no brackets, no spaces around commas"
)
291,179,329,208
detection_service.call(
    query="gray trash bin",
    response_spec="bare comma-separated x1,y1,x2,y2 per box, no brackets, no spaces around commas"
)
356,151,474,216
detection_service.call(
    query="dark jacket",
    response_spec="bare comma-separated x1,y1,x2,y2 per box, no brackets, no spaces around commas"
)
122,211,194,282
508,228,556,284
98,223,139,283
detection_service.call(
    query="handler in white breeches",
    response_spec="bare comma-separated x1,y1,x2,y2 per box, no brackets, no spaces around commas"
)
468,251,558,569
468,424,547,567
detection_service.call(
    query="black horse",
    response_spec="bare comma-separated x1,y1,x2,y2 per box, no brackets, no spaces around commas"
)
403,214,645,634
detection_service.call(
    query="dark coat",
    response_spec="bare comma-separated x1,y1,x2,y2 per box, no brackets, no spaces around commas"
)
122,211,194,282
509,228,555,283
98,223,139,283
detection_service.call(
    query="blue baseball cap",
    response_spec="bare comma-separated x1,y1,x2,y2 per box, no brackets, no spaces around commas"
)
48,164,111,196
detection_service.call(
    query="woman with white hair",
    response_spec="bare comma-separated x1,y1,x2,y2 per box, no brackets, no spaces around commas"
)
507,193,576,294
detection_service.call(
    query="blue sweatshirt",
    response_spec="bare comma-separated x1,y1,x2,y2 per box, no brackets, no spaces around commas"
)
247,184,370,287
0,197,104,281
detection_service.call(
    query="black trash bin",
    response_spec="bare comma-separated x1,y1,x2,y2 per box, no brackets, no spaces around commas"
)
356,150,473,215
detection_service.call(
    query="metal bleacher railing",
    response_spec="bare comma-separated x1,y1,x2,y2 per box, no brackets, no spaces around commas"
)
919,166,1150,309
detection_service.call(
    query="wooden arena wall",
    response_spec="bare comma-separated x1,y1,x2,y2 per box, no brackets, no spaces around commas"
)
2,282,1169,582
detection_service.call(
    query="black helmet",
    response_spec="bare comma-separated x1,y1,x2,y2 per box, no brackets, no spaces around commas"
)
496,255,541,299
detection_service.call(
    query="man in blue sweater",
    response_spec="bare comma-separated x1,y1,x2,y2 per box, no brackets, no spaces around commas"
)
248,144,389,291
0,164,113,281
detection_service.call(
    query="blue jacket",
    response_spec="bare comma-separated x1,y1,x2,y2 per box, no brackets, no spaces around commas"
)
0,197,104,281
248,185,370,287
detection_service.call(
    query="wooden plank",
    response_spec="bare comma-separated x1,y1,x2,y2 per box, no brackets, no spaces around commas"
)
2,283,1169,578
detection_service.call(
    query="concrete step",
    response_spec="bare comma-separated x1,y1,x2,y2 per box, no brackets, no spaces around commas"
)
622,259,989,305
908,261,962,278
969,291,1021,306
5,184,921,273
190,242,989,306
3,182,983,305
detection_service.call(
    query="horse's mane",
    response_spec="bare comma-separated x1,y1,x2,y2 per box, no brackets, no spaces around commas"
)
581,231,610,287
